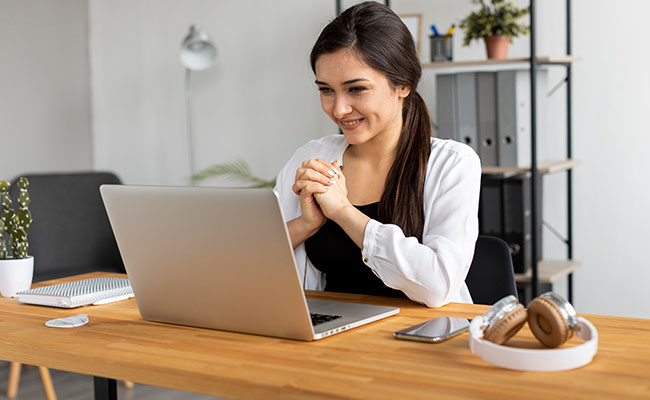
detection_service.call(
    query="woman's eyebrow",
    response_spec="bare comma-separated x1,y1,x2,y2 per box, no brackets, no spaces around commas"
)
342,78,369,85
314,78,370,86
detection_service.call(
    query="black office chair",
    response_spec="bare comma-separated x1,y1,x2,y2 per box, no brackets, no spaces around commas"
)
9,171,125,282
6,171,128,399
465,235,518,305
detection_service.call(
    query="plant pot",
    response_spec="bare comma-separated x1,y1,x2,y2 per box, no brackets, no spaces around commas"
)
0,256,34,297
484,35,510,59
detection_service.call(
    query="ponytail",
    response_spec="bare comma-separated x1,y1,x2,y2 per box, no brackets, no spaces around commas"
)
378,91,431,242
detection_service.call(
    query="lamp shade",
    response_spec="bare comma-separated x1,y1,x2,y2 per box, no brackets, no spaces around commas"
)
180,25,216,71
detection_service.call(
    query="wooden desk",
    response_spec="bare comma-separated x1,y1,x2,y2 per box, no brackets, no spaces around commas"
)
1,272,649,399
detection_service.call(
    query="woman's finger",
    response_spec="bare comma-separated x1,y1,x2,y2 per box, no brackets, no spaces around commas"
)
293,180,329,196
303,159,339,180
294,165,336,187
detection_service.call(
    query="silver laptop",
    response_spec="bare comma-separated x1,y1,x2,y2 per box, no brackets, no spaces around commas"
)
100,185,399,340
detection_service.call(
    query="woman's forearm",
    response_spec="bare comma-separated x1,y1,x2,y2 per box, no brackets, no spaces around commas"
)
287,216,320,250
329,205,371,249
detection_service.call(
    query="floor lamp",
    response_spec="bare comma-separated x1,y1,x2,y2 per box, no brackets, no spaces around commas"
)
180,25,217,180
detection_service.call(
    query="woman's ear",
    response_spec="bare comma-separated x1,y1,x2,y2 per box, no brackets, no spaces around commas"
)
397,85,411,99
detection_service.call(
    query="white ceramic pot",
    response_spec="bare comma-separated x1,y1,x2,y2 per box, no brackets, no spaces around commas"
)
0,255,34,297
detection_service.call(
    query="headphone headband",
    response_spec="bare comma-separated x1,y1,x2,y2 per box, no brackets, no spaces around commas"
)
469,315,598,371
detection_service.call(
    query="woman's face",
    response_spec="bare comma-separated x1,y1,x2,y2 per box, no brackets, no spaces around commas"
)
314,49,410,146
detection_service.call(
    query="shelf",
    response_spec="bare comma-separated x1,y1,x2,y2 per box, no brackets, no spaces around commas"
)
481,159,581,176
536,56,582,65
422,55,580,70
515,260,582,284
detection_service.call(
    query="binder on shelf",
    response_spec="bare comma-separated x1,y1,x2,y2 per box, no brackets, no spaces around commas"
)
496,70,527,167
478,176,503,237
479,175,542,274
16,277,133,308
455,72,478,152
476,72,498,166
496,69,548,167
436,73,457,140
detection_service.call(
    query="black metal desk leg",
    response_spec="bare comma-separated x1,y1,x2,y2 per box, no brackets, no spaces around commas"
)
94,377,117,400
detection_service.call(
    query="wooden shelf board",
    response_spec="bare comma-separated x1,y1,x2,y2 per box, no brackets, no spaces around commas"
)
481,159,581,176
422,55,580,69
537,55,582,65
515,259,582,284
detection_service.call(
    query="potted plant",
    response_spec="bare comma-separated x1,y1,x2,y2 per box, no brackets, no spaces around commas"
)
459,0,530,60
0,178,34,297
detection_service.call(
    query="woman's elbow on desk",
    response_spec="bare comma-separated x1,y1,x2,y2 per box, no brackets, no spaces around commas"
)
407,286,453,308
382,271,453,308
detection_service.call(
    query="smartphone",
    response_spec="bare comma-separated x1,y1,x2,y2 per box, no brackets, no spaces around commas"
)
393,316,471,343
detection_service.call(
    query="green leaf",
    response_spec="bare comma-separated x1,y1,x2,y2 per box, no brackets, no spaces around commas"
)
190,159,276,188
459,0,529,46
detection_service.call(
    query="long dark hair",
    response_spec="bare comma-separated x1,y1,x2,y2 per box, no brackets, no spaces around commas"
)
310,1,431,242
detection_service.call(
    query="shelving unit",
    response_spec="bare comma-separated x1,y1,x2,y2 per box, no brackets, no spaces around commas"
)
481,159,580,176
421,1,578,303
335,0,578,303
422,55,580,69
529,0,576,303
515,260,582,284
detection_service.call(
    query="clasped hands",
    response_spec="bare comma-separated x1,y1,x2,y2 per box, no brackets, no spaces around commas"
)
292,158,353,232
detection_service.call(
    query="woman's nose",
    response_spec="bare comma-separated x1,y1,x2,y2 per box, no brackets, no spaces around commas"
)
333,95,352,119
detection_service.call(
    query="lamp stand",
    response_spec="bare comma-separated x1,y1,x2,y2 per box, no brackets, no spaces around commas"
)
184,68,197,182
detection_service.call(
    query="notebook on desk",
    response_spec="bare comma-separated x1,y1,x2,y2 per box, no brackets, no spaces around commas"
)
16,277,134,308
100,185,399,340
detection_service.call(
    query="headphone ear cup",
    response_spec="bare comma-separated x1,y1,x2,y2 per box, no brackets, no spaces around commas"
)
527,296,572,347
484,304,527,345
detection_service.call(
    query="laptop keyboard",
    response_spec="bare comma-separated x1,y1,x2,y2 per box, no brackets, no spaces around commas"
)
310,313,342,326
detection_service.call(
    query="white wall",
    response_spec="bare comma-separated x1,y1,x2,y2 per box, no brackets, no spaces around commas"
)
86,0,649,318
88,0,335,185
0,0,93,181
570,1,650,318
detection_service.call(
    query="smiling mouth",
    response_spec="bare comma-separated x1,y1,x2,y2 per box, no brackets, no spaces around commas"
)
339,118,363,129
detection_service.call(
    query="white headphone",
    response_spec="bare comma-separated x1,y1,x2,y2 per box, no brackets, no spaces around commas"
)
469,292,598,371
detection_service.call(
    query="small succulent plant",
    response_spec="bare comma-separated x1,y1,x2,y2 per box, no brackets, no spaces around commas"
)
0,178,32,260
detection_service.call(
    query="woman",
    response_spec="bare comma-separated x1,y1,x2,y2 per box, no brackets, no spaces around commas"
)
274,1,481,307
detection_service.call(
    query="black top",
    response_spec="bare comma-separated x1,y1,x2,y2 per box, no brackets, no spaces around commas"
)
304,203,406,298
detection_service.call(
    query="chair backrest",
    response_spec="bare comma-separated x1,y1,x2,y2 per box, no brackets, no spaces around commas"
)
465,235,518,305
9,171,125,282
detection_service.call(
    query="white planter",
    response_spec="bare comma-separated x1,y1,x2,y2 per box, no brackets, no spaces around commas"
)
0,255,34,297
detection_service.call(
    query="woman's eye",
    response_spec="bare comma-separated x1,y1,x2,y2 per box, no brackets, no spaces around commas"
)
318,87,333,94
349,86,367,94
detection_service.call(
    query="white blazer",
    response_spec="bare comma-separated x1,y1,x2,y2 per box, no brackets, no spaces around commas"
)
274,134,481,307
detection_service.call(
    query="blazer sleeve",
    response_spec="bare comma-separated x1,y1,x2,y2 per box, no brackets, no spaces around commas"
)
360,149,481,308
